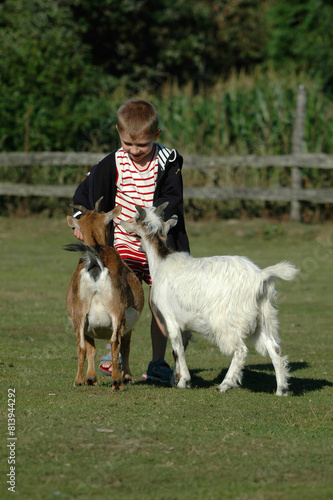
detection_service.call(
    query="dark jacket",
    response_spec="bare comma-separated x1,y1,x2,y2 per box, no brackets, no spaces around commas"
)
72,146,190,253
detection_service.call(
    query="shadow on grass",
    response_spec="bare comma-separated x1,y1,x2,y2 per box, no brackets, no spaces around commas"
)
190,361,333,396
102,361,332,395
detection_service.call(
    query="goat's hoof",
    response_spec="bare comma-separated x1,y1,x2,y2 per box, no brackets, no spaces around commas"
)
112,379,123,391
176,379,191,389
276,387,288,396
85,376,97,386
170,373,181,387
217,382,233,393
123,374,134,384
74,380,84,387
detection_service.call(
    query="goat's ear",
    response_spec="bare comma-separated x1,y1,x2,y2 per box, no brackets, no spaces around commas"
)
135,205,146,220
67,215,80,230
94,196,104,212
164,215,178,235
156,201,169,217
120,220,138,234
69,203,87,215
105,205,122,225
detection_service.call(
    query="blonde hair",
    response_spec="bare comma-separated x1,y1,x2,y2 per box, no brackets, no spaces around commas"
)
117,98,159,138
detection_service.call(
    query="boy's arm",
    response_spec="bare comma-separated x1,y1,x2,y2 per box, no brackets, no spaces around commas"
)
154,153,190,252
72,174,92,213
70,153,118,244
155,154,185,220
70,167,95,241
72,154,114,214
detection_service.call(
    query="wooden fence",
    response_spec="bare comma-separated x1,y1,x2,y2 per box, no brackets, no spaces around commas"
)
1,86,333,221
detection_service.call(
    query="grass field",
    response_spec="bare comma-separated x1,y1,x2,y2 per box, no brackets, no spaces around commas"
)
0,214,332,500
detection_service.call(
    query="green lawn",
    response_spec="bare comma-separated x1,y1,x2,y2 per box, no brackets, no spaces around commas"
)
0,215,332,499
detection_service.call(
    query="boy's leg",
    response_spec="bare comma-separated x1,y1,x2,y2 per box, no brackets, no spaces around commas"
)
150,307,168,362
149,286,168,361
144,288,173,383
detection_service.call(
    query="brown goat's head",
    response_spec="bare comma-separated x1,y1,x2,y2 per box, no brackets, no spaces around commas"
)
67,197,122,246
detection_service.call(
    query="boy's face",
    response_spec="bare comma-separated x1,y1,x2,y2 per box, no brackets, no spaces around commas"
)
117,127,161,164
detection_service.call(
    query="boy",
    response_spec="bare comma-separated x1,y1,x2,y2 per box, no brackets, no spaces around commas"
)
72,98,190,383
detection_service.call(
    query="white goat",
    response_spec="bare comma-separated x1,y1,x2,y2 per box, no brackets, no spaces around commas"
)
121,203,299,396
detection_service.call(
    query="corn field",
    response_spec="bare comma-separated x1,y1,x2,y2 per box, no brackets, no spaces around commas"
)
1,68,333,220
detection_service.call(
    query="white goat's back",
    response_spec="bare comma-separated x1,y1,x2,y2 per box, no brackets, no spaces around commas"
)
152,253,296,356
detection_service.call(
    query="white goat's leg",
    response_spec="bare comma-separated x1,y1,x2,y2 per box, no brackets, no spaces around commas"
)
259,300,289,396
169,328,191,389
172,330,192,384
217,342,248,393
265,338,289,396
182,330,192,350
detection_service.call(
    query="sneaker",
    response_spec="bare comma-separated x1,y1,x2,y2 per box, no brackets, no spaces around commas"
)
98,344,122,376
142,359,173,384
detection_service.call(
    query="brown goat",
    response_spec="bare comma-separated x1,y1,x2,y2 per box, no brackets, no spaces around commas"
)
65,198,144,390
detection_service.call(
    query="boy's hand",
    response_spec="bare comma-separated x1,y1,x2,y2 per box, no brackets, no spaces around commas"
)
116,217,137,236
74,228,84,241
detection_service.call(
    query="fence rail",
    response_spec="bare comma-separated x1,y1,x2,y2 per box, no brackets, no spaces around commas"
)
1,86,332,220
1,151,333,169
1,153,333,203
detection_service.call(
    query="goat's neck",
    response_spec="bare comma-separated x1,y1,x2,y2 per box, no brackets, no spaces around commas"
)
141,231,171,277
83,229,109,247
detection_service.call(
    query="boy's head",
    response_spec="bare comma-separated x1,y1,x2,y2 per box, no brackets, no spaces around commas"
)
116,98,161,164
116,98,160,139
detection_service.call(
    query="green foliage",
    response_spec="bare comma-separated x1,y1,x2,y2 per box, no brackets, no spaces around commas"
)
266,0,333,97
1,67,333,221
70,0,267,88
4,66,332,156
156,70,297,156
0,0,117,151
0,216,332,499
2,0,333,154
1,1,333,221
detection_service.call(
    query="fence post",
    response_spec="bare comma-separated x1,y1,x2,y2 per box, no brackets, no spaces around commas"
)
290,84,306,221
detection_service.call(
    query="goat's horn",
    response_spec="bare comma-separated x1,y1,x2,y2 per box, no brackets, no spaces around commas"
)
70,204,88,215
155,201,169,216
135,205,146,220
94,196,104,212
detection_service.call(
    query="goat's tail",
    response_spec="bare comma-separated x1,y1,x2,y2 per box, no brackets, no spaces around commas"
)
64,242,104,281
261,261,299,282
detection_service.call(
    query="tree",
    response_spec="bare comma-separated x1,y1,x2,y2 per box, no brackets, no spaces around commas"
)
265,0,333,96
70,0,268,89
0,0,114,150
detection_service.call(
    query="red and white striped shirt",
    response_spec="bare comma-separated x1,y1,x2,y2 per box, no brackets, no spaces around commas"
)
113,145,159,284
